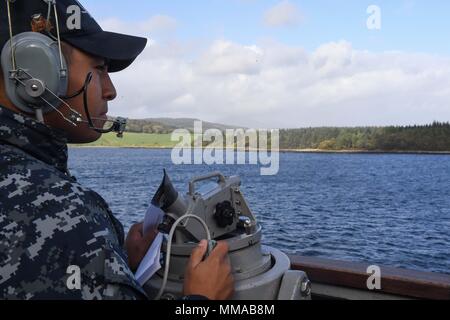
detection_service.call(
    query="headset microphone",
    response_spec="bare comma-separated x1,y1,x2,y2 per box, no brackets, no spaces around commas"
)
1,0,127,138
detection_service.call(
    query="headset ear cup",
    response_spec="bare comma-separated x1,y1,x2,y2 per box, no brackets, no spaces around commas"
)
1,32,68,115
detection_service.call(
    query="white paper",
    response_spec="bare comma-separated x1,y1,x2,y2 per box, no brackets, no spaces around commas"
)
135,232,163,286
135,204,165,286
143,204,165,235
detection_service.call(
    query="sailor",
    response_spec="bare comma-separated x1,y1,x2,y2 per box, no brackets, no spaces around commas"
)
0,0,234,300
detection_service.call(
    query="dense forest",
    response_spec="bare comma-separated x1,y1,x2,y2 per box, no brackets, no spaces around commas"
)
279,122,450,151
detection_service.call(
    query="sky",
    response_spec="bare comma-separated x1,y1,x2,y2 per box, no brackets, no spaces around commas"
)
80,0,450,128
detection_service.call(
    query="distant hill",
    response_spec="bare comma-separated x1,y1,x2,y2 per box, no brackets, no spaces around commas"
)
150,118,243,132
113,117,242,134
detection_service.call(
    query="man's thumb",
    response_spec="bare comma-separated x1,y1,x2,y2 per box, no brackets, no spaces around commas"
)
188,240,208,268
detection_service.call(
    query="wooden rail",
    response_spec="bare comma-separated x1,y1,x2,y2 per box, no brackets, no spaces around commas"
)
289,255,450,300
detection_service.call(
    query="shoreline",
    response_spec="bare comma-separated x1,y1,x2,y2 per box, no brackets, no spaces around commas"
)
69,145,450,155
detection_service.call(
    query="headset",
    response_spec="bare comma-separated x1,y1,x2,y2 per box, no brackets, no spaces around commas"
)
1,0,127,137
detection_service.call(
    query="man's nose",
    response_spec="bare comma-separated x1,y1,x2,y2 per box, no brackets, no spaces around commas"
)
102,73,117,101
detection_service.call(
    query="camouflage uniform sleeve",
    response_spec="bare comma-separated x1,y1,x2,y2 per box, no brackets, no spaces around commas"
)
0,154,148,300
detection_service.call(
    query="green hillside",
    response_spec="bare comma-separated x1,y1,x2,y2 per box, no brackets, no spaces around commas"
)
118,117,240,134
74,132,177,148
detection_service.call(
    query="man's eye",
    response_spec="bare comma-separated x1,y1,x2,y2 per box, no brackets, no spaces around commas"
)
96,65,107,72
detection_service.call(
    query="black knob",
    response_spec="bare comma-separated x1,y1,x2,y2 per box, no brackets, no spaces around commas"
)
214,201,236,228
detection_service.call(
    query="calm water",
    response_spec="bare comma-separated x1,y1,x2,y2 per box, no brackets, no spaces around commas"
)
68,148,450,275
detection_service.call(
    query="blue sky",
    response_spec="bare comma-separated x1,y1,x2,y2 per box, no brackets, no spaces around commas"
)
83,0,449,55
75,1,450,128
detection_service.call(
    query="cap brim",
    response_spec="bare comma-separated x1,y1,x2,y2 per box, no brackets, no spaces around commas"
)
62,31,147,72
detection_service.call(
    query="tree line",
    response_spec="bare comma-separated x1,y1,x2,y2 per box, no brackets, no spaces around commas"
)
117,118,450,152
279,122,450,151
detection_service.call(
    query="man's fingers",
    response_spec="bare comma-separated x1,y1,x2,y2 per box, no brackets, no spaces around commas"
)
127,224,141,244
188,240,208,269
128,222,144,238
208,241,230,261
143,228,158,245
135,222,144,229
125,222,147,272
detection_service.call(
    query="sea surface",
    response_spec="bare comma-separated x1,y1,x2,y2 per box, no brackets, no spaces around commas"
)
68,148,450,275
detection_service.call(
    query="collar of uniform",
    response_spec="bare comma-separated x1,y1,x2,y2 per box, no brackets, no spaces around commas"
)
0,105,70,174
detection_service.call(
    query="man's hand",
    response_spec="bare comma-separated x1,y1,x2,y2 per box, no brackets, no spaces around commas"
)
125,222,158,272
183,240,234,300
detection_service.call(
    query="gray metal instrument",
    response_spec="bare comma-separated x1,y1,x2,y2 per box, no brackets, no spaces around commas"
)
144,171,311,300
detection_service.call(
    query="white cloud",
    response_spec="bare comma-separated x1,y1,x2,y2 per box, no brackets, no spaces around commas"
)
196,40,263,76
263,1,303,28
104,18,450,129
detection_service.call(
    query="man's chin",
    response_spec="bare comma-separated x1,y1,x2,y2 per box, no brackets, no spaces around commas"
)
93,116,108,129
68,130,102,144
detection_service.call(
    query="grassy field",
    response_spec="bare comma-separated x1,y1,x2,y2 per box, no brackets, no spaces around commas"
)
71,132,178,148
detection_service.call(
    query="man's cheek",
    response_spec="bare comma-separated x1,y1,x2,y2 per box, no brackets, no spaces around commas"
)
89,94,106,112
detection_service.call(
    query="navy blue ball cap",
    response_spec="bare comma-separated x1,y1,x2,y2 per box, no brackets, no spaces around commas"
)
0,0,147,72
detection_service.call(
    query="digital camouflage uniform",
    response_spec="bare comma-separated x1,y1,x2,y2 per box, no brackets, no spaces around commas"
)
0,105,147,300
